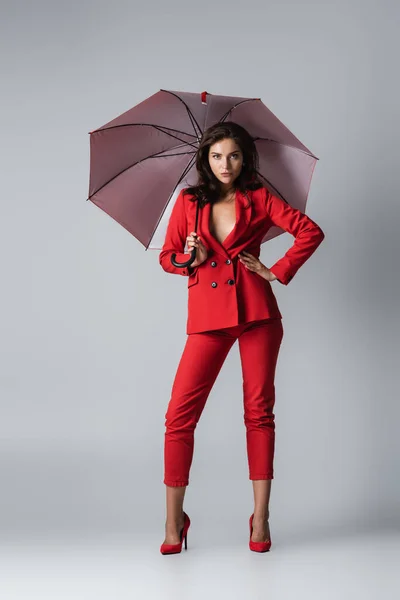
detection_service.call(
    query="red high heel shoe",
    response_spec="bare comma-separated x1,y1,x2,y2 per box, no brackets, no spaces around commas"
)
160,511,191,555
249,513,272,552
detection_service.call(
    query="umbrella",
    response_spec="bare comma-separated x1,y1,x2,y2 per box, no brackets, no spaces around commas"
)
87,89,318,267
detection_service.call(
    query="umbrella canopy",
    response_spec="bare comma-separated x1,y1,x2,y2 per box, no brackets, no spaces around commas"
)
87,89,318,250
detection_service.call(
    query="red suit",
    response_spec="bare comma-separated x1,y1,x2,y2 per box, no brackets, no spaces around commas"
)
159,186,325,335
159,186,325,486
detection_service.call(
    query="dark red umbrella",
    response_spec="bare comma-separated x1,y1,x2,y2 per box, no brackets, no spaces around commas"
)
87,89,318,267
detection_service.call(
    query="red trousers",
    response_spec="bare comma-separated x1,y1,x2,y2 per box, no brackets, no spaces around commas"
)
163,318,284,486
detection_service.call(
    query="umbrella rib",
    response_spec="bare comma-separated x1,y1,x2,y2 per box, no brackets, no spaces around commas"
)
152,138,198,154
88,148,197,199
91,122,198,147
218,100,318,159
159,89,204,139
256,171,288,203
254,137,318,159
218,98,260,123
148,126,199,151
161,150,197,158
145,155,197,251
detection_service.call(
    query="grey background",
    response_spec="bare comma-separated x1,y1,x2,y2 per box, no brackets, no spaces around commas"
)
1,0,399,597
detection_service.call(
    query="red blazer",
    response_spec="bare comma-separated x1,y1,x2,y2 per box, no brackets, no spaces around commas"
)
159,186,325,334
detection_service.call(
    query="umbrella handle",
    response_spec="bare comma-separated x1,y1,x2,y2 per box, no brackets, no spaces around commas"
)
171,247,197,267
170,196,200,268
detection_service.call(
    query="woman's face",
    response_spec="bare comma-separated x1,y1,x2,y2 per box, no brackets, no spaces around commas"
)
208,138,244,191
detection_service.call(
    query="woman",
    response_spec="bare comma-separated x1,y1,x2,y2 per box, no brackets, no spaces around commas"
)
158,122,325,554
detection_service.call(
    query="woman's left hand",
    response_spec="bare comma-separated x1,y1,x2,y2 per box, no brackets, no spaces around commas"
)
238,251,277,282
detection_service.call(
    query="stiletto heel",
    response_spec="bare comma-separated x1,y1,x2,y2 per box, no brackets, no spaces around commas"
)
249,513,272,552
160,511,191,555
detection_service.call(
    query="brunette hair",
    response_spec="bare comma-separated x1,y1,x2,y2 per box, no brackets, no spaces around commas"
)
182,121,264,208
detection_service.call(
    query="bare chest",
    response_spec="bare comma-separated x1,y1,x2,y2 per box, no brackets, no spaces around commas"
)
208,200,237,245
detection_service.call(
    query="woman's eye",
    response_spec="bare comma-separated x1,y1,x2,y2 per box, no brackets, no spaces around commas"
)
212,154,240,159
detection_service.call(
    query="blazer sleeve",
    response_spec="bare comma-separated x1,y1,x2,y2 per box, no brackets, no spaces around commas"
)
159,189,198,277
264,188,325,285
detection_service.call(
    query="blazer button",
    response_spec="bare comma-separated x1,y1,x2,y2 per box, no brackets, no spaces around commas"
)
225,259,231,265
228,279,235,285
211,282,218,288
211,261,217,267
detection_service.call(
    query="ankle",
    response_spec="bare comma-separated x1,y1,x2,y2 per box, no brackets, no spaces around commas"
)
253,510,269,521
166,512,185,526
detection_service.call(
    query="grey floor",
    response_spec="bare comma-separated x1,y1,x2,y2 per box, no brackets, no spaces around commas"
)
1,527,399,600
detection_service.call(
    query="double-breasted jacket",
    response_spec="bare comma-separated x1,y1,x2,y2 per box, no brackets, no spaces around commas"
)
159,186,325,334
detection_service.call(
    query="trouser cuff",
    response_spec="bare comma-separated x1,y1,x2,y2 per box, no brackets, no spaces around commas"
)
164,479,189,487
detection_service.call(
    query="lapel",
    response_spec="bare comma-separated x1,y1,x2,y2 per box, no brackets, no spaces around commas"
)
198,188,253,259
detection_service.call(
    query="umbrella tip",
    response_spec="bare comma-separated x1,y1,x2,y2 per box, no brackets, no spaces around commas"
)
201,91,208,104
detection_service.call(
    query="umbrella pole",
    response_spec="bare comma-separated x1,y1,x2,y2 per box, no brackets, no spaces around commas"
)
171,198,200,268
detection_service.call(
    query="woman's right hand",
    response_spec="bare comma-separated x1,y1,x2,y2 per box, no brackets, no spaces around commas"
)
186,231,208,267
